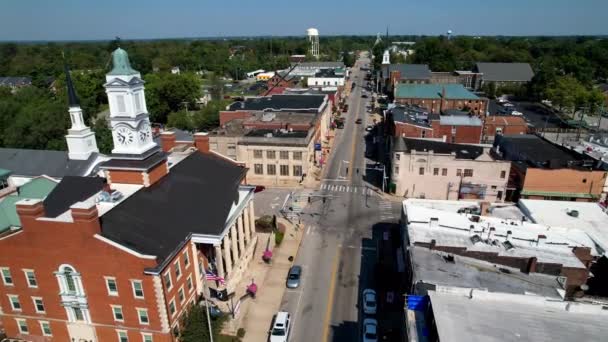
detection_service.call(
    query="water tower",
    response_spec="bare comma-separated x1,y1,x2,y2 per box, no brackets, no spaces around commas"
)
447,29,453,40
307,28,320,58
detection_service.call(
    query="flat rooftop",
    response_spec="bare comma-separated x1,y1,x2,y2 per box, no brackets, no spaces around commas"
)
403,199,599,268
395,83,479,100
228,94,326,112
392,137,484,160
245,129,308,138
389,105,435,128
428,289,608,342
411,246,563,298
519,199,608,255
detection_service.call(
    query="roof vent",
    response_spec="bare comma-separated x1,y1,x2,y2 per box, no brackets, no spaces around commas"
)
470,234,482,244
96,191,123,203
567,209,579,218
502,240,514,250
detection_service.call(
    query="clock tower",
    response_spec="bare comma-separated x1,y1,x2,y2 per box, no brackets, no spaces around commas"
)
100,47,168,187
104,47,155,156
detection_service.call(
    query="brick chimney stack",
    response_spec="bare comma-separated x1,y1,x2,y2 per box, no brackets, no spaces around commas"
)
160,131,177,152
194,132,210,153
70,202,101,235
16,199,46,223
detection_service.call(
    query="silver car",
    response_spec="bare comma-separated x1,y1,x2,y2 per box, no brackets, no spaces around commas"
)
286,265,302,288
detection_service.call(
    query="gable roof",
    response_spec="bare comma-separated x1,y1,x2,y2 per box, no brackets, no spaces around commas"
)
383,64,431,80
395,84,479,100
0,177,58,232
392,137,483,159
0,148,100,178
475,62,534,82
43,176,106,218
100,152,247,262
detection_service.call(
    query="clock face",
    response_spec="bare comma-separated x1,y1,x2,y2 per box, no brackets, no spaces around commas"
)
116,126,134,146
139,123,151,143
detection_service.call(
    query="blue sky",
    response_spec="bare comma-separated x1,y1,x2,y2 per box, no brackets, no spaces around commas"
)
1,0,606,41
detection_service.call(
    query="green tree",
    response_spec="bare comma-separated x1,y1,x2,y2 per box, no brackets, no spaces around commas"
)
179,304,226,342
546,76,588,115
167,110,194,131
93,117,114,154
144,72,202,123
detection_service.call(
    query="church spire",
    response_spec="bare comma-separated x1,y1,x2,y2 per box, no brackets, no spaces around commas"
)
64,63,80,108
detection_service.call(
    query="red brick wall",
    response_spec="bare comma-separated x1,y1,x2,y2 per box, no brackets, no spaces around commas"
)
394,122,433,138
523,168,606,197
148,162,169,186
0,205,174,340
220,111,251,126
108,170,144,185
433,124,482,144
395,97,488,116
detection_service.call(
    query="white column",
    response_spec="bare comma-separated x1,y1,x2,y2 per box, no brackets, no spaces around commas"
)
243,210,251,244
223,236,232,276
230,225,239,263
237,215,245,253
248,201,256,238
190,241,203,294
214,244,225,279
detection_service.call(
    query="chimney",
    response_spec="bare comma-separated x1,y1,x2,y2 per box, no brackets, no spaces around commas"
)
479,202,490,216
194,132,210,153
70,201,101,235
16,199,46,224
160,131,176,152
429,217,439,229
506,230,512,241
537,234,547,246
488,227,496,240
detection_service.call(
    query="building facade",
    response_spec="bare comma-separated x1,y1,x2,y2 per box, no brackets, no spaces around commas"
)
390,137,510,201
482,115,529,143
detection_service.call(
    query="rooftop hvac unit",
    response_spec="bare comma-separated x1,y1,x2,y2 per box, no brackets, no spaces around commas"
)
567,209,580,218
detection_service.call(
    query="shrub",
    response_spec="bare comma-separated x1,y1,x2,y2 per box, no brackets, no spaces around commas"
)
275,231,285,246
237,328,246,338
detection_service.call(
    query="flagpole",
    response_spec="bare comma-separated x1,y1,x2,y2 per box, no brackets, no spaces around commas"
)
202,267,214,342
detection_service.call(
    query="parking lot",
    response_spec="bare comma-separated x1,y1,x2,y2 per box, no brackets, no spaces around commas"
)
488,99,568,129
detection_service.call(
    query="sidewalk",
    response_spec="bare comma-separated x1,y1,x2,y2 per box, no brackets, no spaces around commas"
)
222,218,304,341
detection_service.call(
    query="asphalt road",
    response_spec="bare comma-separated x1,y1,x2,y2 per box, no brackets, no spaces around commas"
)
278,54,403,342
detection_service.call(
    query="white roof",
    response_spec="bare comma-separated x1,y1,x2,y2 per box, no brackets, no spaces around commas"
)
403,199,599,268
439,115,482,126
428,289,608,342
519,199,608,255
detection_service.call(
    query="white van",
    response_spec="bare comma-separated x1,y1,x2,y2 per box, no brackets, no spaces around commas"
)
270,311,291,342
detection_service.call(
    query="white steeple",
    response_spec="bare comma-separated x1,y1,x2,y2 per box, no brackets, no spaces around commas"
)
64,64,99,160
382,50,390,65
104,47,155,156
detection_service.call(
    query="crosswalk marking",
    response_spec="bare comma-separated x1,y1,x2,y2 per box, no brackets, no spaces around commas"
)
320,183,378,197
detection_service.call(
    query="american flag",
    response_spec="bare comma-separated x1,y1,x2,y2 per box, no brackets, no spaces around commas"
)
205,270,225,285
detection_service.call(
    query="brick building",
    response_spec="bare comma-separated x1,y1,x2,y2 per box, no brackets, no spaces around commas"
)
493,134,608,202
266,71,298,89
387,105,483,144
394,83,488,117
482,115,529,143
377,64,431,95
0,48,257,342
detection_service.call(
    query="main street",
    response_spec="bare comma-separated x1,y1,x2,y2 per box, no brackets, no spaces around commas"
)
279,53,404,342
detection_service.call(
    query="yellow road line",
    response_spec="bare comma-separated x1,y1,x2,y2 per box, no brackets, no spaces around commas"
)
322,247,341,342
347,78,362,181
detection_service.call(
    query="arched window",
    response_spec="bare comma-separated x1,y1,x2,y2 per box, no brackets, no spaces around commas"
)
56,264,84,296
64,267,76,292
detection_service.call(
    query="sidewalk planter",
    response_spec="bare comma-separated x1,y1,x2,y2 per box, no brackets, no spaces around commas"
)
262,249,273,263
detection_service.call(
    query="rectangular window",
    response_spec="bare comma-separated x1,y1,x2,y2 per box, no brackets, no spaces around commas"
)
178,286,185,303
72,307,85,321
16,318,28,334
187,275,193,292
132,280,144,299
500,170,506,179
1,267,13,285
267,164,276,175
105,277,118,296
227,145,236,158
451,136,456,143
419,167,424,175
112,305,124,322
8,295,21,311
142,333,153,342
280,165,289,176
117,95,126,113
32,297,45,313
163,272,172,290
266,150,276,159
23,270,37,288
394,166,400,174
117,330,129,342
456,169,462,176
395,153,400,160
137,308,149,325
293,152,302,160
497,190,504,200
40,321,52,336
134,93,142,112
442,168,447,176
253,150,263,159
293,165,302,177
280,151,289,159
169,299,176,316
433,168,439,176
254,164,263,175
463,169,474,177
174,261,181,280
183,251,190,268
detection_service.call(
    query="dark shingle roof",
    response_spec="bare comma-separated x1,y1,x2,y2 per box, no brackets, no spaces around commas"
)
392,137,483,159
43,176,105,218
475,63,534,82
382,64,431,80
228,94,326,112
493,134,590,169
0,148,99,178
100,152,247,262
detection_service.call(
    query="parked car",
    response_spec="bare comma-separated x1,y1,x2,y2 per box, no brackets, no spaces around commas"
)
361,93,368,98
355,118,362,124
511,110,523,116
362,318,378,342
362,289,377,314
286,265,302,288
270,312,291,342
254,185,266,193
